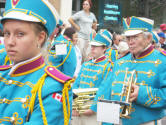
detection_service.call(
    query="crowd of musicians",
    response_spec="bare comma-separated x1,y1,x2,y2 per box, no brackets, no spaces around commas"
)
0,0,166,125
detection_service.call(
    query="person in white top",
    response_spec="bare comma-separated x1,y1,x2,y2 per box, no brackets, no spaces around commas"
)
63,27,82,78
68,0,97,63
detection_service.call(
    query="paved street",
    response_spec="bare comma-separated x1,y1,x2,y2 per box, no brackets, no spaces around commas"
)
162,117,166,125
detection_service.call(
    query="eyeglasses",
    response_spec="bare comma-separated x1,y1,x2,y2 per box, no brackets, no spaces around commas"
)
126,35,142,41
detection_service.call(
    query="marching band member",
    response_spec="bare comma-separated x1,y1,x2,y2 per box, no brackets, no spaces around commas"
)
0,0,73,124
72,33,112,125
92,16,166,125
62,27,82,78
48,27,77,77
100,29,119,63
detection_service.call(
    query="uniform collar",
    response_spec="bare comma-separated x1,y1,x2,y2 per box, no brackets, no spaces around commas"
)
63,35,72,41
113,44,119,50
134,44,154,59
92,55,106,63
9,54,45,77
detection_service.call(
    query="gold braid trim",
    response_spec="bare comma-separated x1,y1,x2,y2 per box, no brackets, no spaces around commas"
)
62,79,74,125
0,112,23,125
108,48,112,60
115,50,118,60
4,55,12,65
27,73,48,125
102,61,109,78
27,73,74,125
105,64,112,80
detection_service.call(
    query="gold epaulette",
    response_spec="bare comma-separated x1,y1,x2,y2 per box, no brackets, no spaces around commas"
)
45,65,74,125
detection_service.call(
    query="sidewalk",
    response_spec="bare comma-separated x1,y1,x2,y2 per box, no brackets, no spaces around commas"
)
161,117,166,125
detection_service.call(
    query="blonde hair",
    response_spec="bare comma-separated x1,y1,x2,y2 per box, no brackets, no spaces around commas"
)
32,22,50,63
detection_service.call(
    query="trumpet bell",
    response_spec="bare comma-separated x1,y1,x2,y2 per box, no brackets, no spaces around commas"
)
119,69,137,118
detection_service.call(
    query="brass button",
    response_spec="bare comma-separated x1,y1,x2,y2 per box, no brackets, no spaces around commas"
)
2,98,6,103
49,67,54,71
10,117,15,123
8,80,13,85
21,98,26,103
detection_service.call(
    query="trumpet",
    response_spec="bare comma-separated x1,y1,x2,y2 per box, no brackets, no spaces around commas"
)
72,88,98,114
119,68,138,118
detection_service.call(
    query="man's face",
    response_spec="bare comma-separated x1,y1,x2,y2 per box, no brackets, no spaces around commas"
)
91,45,106,59
114,35,122,45
159,37,165,44
126,33,151,57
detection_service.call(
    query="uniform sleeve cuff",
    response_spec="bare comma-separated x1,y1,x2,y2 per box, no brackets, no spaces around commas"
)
136,85,149,105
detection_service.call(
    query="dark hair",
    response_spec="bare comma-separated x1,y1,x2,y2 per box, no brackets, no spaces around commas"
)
55,24,62,37
113,33,117,41
101,45,107,53
83,0,92,8
0,30,3,36
63,27,76,40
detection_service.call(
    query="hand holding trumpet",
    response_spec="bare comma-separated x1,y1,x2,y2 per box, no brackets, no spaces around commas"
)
130,85,139,102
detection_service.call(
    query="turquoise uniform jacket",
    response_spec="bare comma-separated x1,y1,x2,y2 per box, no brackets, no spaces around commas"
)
73,55,112,89
93,46,166,125
48,35,76,77
73,55,112,115
105,48,118,65
0,55,73,125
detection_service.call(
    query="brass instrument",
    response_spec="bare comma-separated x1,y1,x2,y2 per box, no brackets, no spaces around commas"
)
72,88,98,114
119,68,138,118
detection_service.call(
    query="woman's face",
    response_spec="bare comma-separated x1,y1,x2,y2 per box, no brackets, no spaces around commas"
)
3,20,44,64
83,1,90,11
